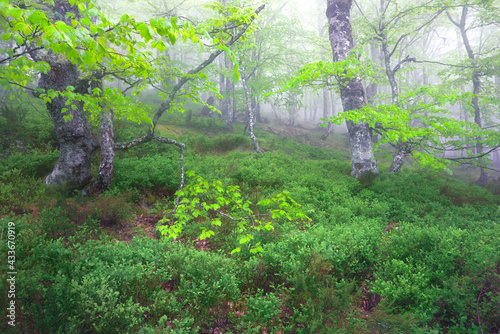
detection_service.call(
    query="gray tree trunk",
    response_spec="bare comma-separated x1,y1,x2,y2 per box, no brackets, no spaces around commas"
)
242,77,262,153
94,110,114,191
450,7,487,186
327,0,378,179
38,58,98,189
31,1,98,189
223,54,235,131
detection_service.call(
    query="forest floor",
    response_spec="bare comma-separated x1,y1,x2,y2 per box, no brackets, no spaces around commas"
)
1,111,499,333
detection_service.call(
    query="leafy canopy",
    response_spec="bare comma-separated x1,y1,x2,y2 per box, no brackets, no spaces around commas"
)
0,0,257,123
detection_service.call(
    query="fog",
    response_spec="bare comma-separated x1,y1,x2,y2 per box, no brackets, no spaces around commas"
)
4,0,498,180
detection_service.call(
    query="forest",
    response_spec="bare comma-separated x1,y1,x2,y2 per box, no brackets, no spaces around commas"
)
0,0,499,333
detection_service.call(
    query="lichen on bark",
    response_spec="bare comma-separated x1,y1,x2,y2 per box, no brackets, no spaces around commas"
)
327,0,379,178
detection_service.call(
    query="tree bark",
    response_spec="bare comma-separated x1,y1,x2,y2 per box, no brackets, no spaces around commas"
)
320,86,334,140
31,1,264,192
380,31,407,173
30,1,97,189
252,97,263,123
38,58,98,189
327,0,378,179
94,110,114,191
242,77,262,153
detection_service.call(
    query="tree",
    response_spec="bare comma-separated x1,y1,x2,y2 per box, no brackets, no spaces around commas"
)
317,0,500,177
326,0,379,179
445,1,500,185
1,0,263,190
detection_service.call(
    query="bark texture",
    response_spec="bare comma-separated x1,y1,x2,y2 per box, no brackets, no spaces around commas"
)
94,110,114,191
326,0,378,178
38,58,98,188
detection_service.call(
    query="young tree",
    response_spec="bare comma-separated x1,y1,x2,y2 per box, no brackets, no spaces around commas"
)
445,2,500,185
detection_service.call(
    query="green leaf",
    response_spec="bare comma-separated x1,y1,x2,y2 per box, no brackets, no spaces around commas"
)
2,33,13,41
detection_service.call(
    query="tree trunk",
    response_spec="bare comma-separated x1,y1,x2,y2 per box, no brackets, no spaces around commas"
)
387,142,411,173
94,110,114,191
327,0,378,179
31,1,98,189
380,30,409,173
451,7,487,186
366,39,379,104
38,59,98,189
320,86,334,140
242,77,262,153
223,54,235,131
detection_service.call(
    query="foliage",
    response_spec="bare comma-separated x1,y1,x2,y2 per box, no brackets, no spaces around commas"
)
0,168,48,214
0,150,59,178
1,135,499,333
328,88,500,172
0,0,260,127
113,154,179,192
235,289,282,333
157,171,311,254
1,24,500,331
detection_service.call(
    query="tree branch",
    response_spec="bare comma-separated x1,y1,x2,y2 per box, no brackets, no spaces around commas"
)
388,8,444,58
150,4,265,132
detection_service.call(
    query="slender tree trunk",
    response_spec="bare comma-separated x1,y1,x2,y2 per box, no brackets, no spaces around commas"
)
93,110,114,191
242,77,262,153
252,97,263,123
381,31,409,173
270,100,283,124
84,73,115,192
223,54,234,131
450,7,487,186
317,0,333,137
366,39,379,104
324,87,332,130
312,96,319,122
327,0,378,179
320,86,334,140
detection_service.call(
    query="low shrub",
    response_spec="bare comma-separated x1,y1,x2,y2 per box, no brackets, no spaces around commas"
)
0,150,59,178
0,169,46,214
113,154,179,193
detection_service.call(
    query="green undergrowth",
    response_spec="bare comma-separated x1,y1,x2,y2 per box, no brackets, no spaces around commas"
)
0,111,499,333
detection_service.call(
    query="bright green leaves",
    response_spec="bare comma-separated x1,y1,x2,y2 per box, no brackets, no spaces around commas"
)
1,0,259,131
327,86,497,173
0,0,182,123
276,50,374,95
157,172,310,254
149,17,178,44
136,22,153,42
